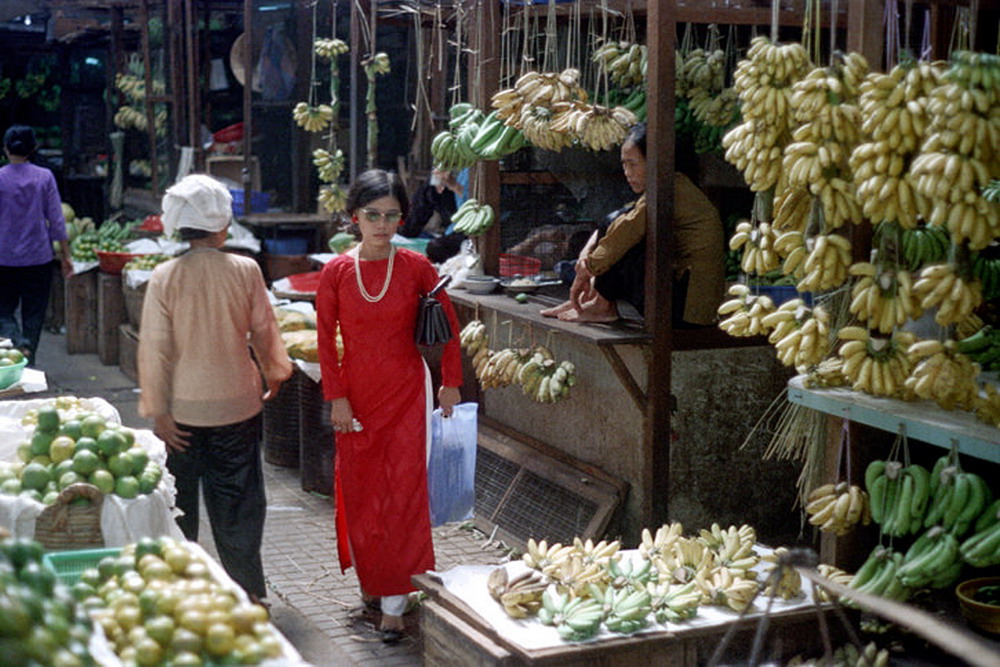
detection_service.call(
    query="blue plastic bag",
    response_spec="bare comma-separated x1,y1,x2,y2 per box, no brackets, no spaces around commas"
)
428,402,478,527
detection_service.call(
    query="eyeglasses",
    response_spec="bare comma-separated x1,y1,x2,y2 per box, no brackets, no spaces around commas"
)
360,208,403,225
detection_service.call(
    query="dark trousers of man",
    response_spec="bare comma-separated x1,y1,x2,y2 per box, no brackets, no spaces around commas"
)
167,413,267,599
0,263,53,362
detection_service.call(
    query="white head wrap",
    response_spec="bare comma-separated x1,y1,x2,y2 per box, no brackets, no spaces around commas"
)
161,174,233,237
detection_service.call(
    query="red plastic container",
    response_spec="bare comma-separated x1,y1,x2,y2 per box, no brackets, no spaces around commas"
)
499,253,542,278
212,122,244,143
96,251,146,276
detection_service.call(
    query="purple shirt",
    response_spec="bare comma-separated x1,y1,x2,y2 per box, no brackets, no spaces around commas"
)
0,162,67,267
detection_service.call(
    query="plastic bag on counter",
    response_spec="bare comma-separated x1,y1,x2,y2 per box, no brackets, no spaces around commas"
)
438,238,482,288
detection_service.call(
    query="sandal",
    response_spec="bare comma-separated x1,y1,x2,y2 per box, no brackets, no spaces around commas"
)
379,628,404,644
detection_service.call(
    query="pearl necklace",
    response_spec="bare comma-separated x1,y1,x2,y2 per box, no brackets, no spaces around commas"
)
353,246,396,303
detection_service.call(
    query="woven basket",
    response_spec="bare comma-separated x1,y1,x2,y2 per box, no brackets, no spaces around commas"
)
34,483,104,551
122,279,147,330
263,367,302,467
298,374,334,496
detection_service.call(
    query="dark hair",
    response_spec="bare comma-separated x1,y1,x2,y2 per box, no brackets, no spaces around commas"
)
345,169,410,221
4,125,37,157
623,122,646,157
178,228,213,241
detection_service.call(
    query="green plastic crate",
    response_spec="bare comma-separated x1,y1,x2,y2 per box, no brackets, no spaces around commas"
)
43,547,121,585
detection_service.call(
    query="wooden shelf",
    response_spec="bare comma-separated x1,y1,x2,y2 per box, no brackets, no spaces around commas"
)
786,375,1000,463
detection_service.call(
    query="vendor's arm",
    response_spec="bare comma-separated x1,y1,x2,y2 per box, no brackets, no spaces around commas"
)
137,272,191,450
584,195,647,276
247,265,293,399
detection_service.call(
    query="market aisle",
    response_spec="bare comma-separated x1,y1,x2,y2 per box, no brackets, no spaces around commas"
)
31,328,509,665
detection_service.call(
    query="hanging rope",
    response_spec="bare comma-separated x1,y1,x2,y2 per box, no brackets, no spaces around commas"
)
920,8,932,60
829,0,839,64
883,0,900,70
543,0,557,72
451,2,464,107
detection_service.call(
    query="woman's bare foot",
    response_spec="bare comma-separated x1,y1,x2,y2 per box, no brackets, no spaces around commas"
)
540,300,575,318
557,298,618,322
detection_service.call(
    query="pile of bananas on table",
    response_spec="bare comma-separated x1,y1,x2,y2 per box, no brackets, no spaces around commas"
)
483,521,858,641
844,453,1000,604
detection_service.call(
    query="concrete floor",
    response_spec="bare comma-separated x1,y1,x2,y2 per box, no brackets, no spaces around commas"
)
20,329,510,666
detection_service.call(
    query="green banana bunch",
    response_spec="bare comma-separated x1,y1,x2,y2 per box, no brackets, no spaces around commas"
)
970,252,1000,301
431,127,479,171
451,199,495,236
448,102,485,131
518,356,576,404
897,525,964,589
588,585,651,634
604,556,653,590
645,580,701,623
959,513,1000,568
922,455,992,536
895,224,951,271
537,586,605,641
313,38,349,60
845,545,911,605
956,326,1000,371
470,110,527,160
865,460,931,537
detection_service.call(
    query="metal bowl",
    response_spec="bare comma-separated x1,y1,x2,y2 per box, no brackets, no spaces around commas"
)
463,275,500,294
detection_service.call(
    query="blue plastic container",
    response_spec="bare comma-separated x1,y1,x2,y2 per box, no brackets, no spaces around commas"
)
230,189,271,216
264,237,310,255
755,285,814,307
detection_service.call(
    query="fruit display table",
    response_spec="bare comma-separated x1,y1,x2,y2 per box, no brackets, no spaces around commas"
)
0,396,184,548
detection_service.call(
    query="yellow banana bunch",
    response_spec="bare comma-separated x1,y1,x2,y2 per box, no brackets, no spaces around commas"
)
312,148,345,183
518,104,574,152
571,537,622,568
293,102,334,132
592,40,647,89
653,537,717,587
695,567,759,612
697,524,759,578
717,284,777,337
549,101,636,152
459,319,488,355
772,187,811,233
904,339,981,410
115,73,166,101
974,383,1000,428
911,262,983,326
522,538,574,573
113,106,168,135
761,547,804,600
795,233,852,293
815,563,855,603
805,481,872,536
546,554,606,598
729,220,781,276
848,262,920,333
487,568,547,618
956,312,986,340
761,299,831,369
313,38,349,60
723,36,811,191
912,52,1000,249
638,522,684,561
837,326,916,397
317,184,347,214
851,61,942,229
494,69,587,126
690,86,739,128
478,348,522,390
680,48,726,94
803,356,849,388
646,580,701,624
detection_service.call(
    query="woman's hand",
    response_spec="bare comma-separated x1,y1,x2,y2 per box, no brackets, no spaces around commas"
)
569,271,597,310
329,397,355,433
154,414,192,453
262,377,284,401
438,386,461,417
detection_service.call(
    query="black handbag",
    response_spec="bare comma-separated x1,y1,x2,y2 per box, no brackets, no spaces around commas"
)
415,275,453,346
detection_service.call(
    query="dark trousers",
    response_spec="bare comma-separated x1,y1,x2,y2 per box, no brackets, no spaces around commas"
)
167,413,267,598
0,263,53,362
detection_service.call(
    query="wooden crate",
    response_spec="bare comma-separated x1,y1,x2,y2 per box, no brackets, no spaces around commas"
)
65,270,98,354
97,272,125,365
118,324,139,383
414,574,843,666
44,264,65,332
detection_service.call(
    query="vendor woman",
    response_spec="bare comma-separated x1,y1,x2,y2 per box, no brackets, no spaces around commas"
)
541,122,725,326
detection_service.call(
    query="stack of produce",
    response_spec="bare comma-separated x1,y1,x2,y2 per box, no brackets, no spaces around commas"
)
0,536,97,666
2,397,162,503
70,219,138,262
122,254,171,273
80,536,284,665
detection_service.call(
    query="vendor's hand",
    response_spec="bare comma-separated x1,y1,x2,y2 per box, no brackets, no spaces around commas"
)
569,273,597,310
263,377,284,401
61,257,73,279
154,414,192,453
330,397,355,433
438,386,461,417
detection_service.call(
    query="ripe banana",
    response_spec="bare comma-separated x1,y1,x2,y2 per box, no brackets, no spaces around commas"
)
805,481,871,536
717,283,777,337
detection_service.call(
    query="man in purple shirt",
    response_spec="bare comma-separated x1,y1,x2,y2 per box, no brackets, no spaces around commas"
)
0,125,72,364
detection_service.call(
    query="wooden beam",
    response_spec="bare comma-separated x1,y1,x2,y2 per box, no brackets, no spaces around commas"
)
477,0,501,277
138,0,159,196
846,0,884,70
644,0,676,527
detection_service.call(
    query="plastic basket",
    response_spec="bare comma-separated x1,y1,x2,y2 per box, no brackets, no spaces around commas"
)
231,189,271,216
499,253,542,278
0,358,28,390
43,546,121,585
264,237,310,255
97,251,147,276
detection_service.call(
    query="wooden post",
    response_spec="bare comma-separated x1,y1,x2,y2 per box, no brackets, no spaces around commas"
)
645,0,676,526
65,271,98,355
293,1,314,212
97,273,125,365
477,0,501,278
139,0,160,196
242,0,254,212
184,0,200,178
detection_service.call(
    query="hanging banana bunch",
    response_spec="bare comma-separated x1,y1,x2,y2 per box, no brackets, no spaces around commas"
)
728,220,781,276
850,60,942,229
760,299,831,370
492,69,588,127
717,284,777,337
314,38,349,59
847,262,920,334
796,231,853,293
592,40,647,89
772,186,812,234
363,52,391,168
912,51,1000,250
293,102,334,133
549,101,637,152
312,148,345,184
318,184,347,214
723,36,811,192
904,338,981,410
836,326,916,397
910,261,983,326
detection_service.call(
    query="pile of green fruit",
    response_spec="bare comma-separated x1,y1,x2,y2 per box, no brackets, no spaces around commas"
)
80,536,283,666
1,401,162,504
70,219,138,261
0,348,25,367
0,536,97,666
123,254,171,272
